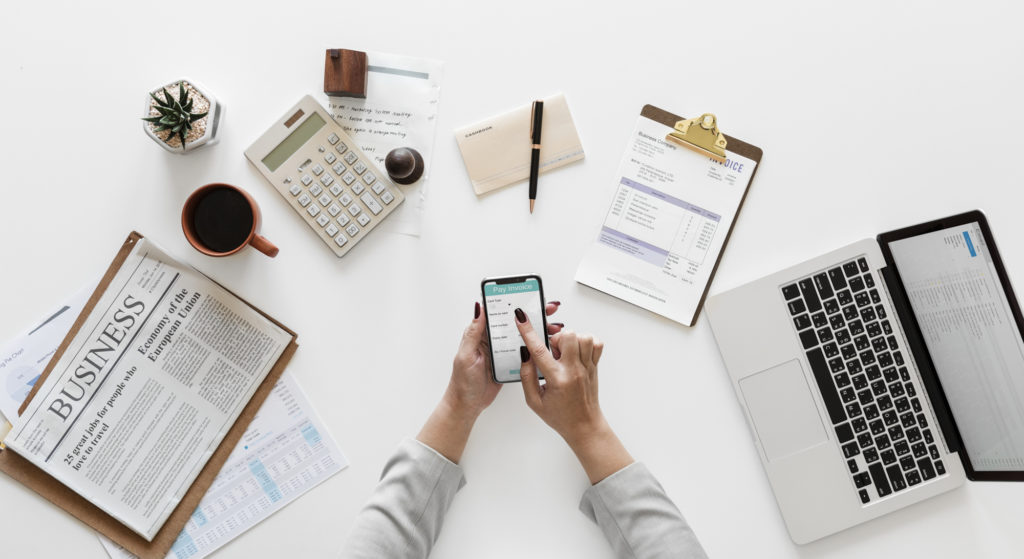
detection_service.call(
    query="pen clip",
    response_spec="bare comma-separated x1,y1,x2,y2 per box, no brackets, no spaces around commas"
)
530,101,536,139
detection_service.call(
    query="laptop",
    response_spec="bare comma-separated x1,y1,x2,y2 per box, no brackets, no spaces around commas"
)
705,210,1024,543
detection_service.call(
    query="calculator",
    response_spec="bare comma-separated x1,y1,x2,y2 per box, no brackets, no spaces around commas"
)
244,96,405,257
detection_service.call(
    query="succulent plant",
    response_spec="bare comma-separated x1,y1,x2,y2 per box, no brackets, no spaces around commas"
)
142,82,208,149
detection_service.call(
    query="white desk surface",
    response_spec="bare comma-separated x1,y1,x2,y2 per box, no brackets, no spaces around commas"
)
3,1,1024,557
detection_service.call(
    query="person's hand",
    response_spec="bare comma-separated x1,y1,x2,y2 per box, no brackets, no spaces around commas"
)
417,300,563,463
515,309,633,483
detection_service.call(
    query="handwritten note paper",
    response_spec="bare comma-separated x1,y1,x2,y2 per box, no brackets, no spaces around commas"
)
327,52,443,237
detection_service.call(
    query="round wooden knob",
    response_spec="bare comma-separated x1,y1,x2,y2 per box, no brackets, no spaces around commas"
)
385,147,424,185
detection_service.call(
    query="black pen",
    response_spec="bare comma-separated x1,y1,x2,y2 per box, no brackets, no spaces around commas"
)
529,100,544,213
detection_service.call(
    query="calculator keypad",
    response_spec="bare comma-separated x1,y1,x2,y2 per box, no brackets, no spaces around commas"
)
249,99,404,258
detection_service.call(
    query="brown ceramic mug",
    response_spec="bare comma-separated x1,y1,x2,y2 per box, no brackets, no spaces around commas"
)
182,183,279,257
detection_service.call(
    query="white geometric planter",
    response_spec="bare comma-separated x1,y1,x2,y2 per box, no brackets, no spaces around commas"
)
142,77,224,154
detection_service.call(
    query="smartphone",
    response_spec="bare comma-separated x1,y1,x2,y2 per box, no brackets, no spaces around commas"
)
481,274,549,383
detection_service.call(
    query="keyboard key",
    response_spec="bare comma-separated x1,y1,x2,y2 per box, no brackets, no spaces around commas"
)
858,390,873,405
842,441,860,458
848,458,859,473
352,182,365,195
344,151,358,165
829,314,845,330
841,387,856,403
814,273,834,299
829,267,848,290
340,193,354,206
901,412,917,429
818,328,834,342
288,184,302,196
381,191,395,204
795,315,812,330
844,262,860,277
855,292,871,307
886,464,907,492
872,337,888,353
876,434,891,450
852,418,868,433
334,233,348,247
918,457,936,480
324,152,337,164
372,181,386,195
346,223,360,237
894,351,904,366
862,307,877,322
858,432,873,448
353,161,367,174
888,425,904,441
824,343,840,358
852,374,868,390
333,162,347,175
788,300,806,315
836,329,852,345
799,278,822,312
864,404,879,420
312,164,324,176
348,203,362,216
812,312,828,328
864,447,880,463
935,460,946,475
858,258,869,272
836,422,854,443
800,329,818,349
363,172,377,185
326,223,339,237
870,420,885,435
869,463,892,496
298,193,312,207
866,365,881,381
342,172,356,185
870,289,882,304
357,213,371,226
301,174,313,185
824,299,840,315
831,357,846,373
906,470,922,486
336,214,350,227
929,445,940,460
318,194,331,207
854,472,871,488
806,348,847,424
330,184,344,197
865,274,875,288
306,204,320,217
882,320,893,335
321,173,335,186
845,402,862,418
849,277,865,293
895,397,911,413
876,305,887,319
328,203,342,217
327,132,339,145
882,449,896,465
924,429,934,444
782,284,800,300
843,305,858,321
895,441,911,458
912,442,928,458
316,214,329,227
859,489,871,504
837,290,853,306
335,142,348,154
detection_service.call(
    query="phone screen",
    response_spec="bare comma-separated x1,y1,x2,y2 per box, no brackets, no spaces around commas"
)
482,276,547,383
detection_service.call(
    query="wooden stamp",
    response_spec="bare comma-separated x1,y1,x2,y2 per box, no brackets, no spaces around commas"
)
324,49,368,98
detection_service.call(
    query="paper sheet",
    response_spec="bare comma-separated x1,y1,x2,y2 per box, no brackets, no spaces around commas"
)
0,282,95,423
98,370,347,559
575,114,757,326
325,52,443,237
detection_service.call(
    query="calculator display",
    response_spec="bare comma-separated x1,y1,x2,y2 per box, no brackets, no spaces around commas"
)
262,112,326,172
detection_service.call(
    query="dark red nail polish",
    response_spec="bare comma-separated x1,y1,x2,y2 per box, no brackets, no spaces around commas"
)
549,300,561,306
474,302,480,319
520,346,530,362
515,308,527,323
551,322,565,328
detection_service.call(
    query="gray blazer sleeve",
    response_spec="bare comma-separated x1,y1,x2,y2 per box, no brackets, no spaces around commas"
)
339,439,465,559
579,463,708,559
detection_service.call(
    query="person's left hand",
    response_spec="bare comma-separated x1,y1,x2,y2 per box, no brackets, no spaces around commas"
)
443,301,564,419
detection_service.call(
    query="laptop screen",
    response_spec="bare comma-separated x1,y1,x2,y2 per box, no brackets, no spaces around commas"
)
887,220,1024,472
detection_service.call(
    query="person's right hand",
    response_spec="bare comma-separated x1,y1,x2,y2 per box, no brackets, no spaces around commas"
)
514,308,633,483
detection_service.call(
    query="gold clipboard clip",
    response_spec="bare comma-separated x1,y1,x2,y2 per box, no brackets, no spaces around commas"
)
665,113,728,163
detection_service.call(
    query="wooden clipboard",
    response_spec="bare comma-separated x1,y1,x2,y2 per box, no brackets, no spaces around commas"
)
642,105,764,326
0,231,299,559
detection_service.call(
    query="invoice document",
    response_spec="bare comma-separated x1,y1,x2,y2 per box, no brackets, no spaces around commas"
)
575,113,757,326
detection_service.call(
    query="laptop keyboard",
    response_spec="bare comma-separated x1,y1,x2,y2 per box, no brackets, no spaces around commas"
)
782,257,946,504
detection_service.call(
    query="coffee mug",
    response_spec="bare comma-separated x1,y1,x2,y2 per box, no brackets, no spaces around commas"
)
181,183,279,258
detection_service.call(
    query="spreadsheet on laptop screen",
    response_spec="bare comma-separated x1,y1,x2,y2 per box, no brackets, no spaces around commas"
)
889,222,1024,471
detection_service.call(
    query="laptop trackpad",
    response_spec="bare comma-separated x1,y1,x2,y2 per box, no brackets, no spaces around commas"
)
740,359,828,462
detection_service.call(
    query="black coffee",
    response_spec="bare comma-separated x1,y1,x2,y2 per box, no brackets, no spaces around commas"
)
192,188,254,253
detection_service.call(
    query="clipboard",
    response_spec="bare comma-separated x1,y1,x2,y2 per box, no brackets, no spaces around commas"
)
0,231,299,559
643,105,764,325
576,105,763,326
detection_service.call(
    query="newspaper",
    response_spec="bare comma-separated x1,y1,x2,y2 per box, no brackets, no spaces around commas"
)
4,236,292,541
99,371,347,559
